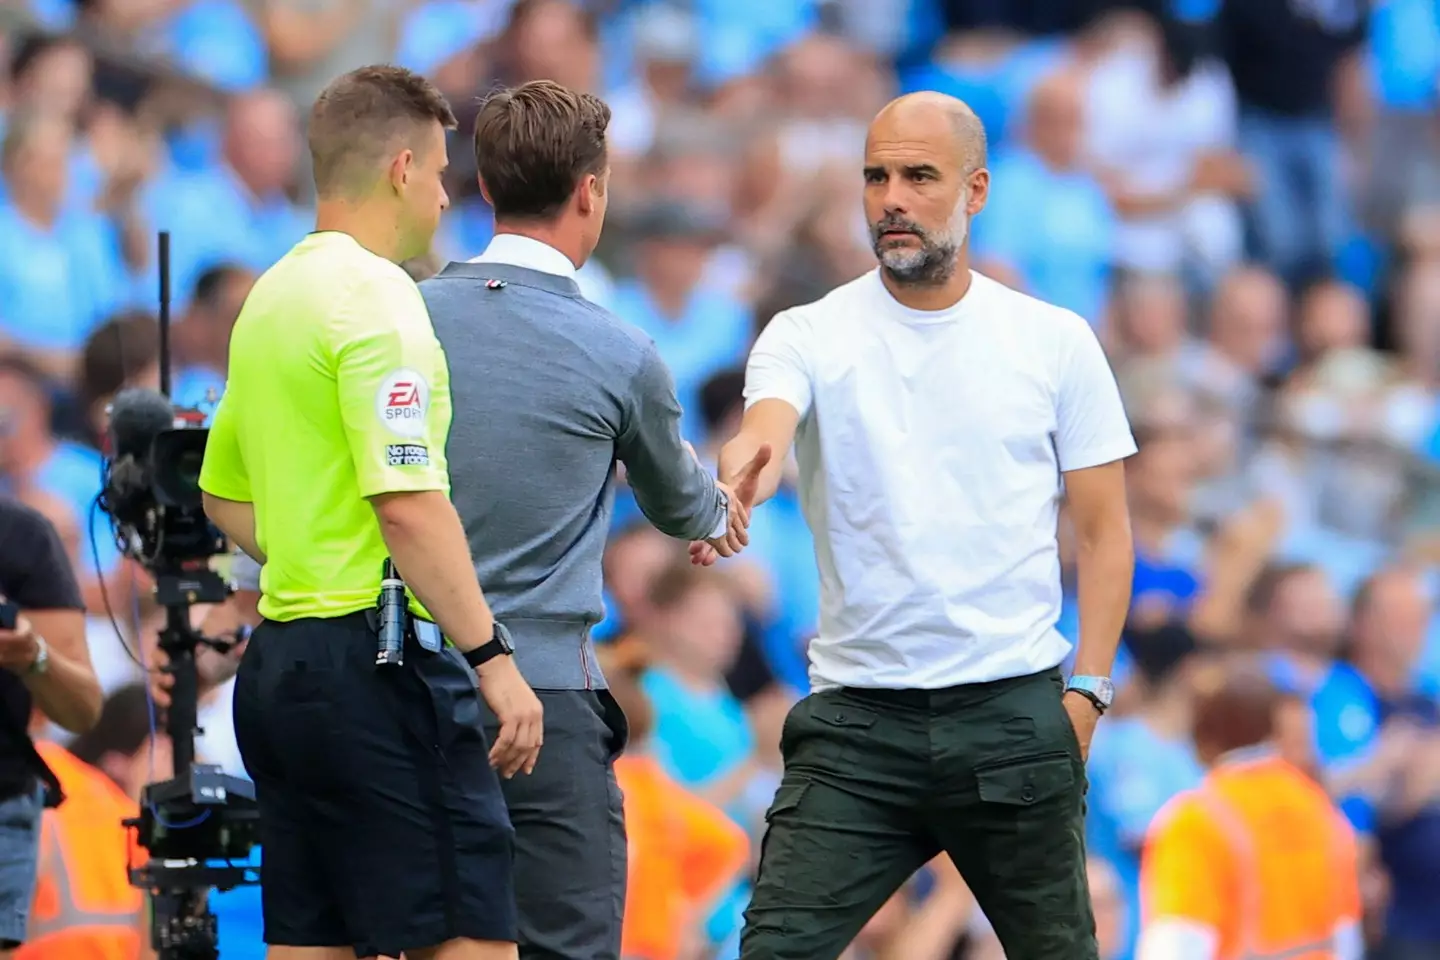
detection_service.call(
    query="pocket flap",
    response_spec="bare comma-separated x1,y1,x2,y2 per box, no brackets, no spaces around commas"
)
809,703,877,729
975,754,1074,806
764,780,810,822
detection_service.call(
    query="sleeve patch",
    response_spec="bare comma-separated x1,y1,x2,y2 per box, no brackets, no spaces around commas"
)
375,368,431,438
386,443,431,466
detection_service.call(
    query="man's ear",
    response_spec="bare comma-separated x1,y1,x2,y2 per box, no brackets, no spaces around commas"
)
966,168,991,216
387,149,415,194
478,176,493,206
576,173,598,216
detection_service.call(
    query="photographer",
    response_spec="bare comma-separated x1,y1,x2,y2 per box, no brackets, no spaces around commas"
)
0,494,104,956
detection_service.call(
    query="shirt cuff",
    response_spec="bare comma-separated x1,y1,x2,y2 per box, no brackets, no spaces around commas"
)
708,489,730,539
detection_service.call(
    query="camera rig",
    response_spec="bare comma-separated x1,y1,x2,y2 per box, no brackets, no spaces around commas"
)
102,233,261,960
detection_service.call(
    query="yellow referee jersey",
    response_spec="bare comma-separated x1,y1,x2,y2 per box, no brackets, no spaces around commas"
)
199,231,453,622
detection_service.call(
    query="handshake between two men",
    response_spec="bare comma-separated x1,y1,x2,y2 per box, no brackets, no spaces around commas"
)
691,442,773,568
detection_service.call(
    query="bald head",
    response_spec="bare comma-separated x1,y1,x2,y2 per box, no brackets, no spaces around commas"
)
863,92,990,287
1025,70,1085,169
870,92,987,173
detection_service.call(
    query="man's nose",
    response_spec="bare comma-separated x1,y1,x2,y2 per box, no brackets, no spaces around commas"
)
881,181,911,216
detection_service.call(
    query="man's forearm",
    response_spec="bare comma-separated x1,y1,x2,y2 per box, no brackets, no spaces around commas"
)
625,448,726,541
203,494,266,563
1071,526,1133,677
26,653,104,734
373,491,494,652
25,610,102,733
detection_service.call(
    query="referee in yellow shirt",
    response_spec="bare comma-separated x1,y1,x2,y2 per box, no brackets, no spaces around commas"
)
198,65,541,960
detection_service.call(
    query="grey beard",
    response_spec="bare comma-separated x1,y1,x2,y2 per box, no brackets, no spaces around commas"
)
875,240,960,286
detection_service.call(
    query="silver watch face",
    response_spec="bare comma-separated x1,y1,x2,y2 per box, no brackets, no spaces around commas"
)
1070,675,1113,707
494,623,515,654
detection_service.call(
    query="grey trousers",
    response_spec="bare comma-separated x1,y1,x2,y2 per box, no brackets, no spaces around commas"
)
479,688,629,960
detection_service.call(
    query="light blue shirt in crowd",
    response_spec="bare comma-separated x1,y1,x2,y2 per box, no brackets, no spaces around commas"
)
0,204,131,352
159,0,268,93
609,279,752,444
641,666,754,796
973,148,1115,328
1368,0,1440,109
139,165,310,313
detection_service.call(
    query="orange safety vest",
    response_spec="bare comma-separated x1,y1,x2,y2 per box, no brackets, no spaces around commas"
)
1140,749,1361,960
617,753,750,960
16,742,143,960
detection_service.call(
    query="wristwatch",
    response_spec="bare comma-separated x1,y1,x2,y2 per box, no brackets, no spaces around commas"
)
462,622,515,669
28,634,49,676
1066,675,1114,714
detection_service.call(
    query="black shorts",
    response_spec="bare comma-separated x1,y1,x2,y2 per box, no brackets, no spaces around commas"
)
233,612,516,958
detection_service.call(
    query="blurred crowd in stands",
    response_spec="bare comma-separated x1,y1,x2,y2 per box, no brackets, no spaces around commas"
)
2,0,1440,957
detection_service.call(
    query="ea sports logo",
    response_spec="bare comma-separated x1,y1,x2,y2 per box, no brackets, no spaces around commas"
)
375,368,430,439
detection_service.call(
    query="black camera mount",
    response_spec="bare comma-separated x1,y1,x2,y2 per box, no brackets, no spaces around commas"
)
106,233,261,960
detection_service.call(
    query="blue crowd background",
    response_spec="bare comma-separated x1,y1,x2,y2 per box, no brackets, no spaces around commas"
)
2,0,1440,957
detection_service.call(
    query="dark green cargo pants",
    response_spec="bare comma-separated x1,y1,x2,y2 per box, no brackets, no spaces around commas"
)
739,667,1096,960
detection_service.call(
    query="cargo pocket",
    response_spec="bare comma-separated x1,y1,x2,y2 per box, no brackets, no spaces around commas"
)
975,752,1074,807
974,753,1086,925
753,780,810,899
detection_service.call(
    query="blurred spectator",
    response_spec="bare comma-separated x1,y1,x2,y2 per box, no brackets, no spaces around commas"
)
1187,264,1288,444
605,659,750,960
6,35,92,125
1220,0,1365,284
1086,13,1248,285
143,89,309,306
773,34,872,177
610,202,753,444
500,0,600,92
974,69,1115,327
75,311,161,449
17,740,144,960
606,3,698,164
1138,668,1363,960
170,263,254,412
1321,567,1440,958
0,357,103,539
638,563,774,826
253,0,397,109
66,683,167,805
1085,623,1206,960
0,110,132,380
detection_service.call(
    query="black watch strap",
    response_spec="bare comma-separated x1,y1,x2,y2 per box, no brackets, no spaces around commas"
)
1069,688,1107,715
462,623,514,668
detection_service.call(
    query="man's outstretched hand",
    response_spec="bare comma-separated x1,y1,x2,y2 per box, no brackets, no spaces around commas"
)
692,443,773,566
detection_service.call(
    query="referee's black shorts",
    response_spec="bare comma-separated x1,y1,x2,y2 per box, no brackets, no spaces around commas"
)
233,611,516,958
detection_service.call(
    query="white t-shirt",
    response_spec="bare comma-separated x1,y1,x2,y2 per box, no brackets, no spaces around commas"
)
1085,49,1243,274
744,270,1136,690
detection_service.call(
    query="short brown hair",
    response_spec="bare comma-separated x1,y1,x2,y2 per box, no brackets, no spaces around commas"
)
308,65,457,198
78,311,160,410
473,80,611,220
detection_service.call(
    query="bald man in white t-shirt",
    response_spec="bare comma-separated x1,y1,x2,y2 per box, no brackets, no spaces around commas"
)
693,92,1137,960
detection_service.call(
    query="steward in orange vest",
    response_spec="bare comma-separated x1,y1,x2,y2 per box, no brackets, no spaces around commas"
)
1138,670,1362,960
16,741,144,960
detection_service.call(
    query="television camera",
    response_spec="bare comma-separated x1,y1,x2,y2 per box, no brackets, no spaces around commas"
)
98,233,259,960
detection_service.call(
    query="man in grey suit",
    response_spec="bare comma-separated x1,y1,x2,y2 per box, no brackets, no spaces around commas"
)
419,79,771,960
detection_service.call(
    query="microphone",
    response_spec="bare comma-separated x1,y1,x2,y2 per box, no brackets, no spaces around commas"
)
107,388,176,462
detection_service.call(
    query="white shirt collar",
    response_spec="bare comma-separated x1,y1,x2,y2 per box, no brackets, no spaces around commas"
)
469,234,577,279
